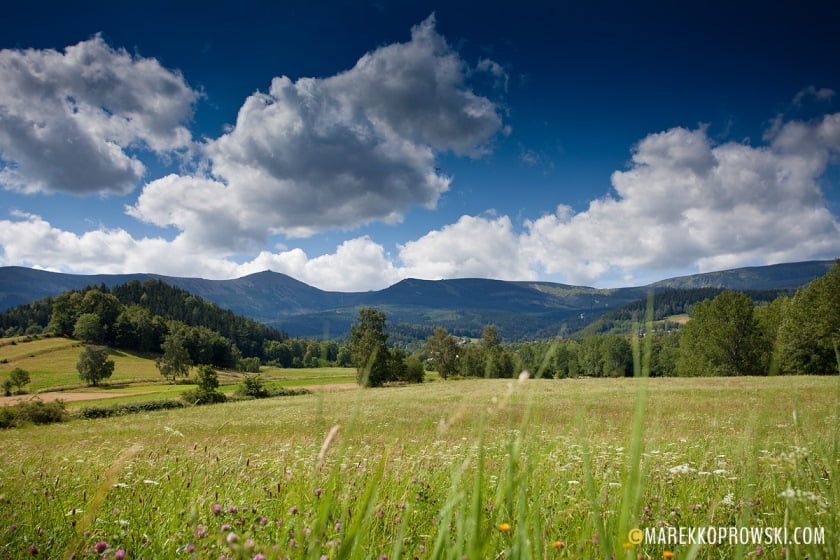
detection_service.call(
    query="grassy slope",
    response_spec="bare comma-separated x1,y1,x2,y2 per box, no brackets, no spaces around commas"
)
0,336,357,407
0,376,837,559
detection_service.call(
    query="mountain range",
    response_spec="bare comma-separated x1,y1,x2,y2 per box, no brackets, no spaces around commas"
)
0,260,834,340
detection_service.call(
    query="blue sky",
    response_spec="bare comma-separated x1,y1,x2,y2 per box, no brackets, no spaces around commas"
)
1,0,839,291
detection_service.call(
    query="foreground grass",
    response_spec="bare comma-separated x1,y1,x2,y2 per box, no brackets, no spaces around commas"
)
0,376,837,559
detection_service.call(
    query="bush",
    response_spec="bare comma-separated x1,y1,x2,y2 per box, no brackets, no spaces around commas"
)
237,357,261,373
235,374,269,398
0,399,68,428
181,388,227,405
75,399,186,419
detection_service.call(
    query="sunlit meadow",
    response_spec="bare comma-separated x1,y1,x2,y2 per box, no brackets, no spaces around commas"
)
1,373,837,559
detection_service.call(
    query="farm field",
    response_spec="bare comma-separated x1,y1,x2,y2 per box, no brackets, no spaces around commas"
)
0,375,837,559
0,337,358,408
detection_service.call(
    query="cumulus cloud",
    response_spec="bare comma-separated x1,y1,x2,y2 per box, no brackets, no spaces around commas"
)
0,35,199,195
0,212,401,291
522,114,840,285
398,214,536,281
129,14,504,246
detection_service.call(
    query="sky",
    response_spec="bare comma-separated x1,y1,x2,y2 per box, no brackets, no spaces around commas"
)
1,0,839,292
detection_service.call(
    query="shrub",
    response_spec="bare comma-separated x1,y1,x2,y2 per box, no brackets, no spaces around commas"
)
0,399,68,428
235,374,269,398
75,399,186,419
181,388,227,405
237,357,261,373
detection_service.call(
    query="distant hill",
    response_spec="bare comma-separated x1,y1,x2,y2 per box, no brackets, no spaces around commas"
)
648,260,835,290
0,260,834,341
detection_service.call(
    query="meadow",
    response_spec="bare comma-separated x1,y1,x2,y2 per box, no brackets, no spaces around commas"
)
0,374,837,559
0,337,357,408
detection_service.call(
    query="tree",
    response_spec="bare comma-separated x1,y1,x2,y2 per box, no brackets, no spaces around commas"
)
425,327,459,379
677,291,767,376
8,368,30,393
777,262,840,374
76,346,115,386
403,355,425,383
157,333,192,382
181,364,226,405
73,313,104,343
349,308,390,387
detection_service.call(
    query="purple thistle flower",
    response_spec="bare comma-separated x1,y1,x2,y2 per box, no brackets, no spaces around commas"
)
228,506,238,513
29,544,39,555
94,541,108,554
289,505,298,515
212,504,222,515
254,555,267,560
314,488,322,497
114,550,126,560
334,521,342,531
221,523,232,531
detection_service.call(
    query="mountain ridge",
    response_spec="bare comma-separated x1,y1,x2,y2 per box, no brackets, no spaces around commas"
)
0,260,834,340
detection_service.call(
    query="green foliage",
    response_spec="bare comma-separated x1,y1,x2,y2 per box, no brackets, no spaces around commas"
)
403,355,425,383
180,387,227,405
75,399,187,419
236,374,269,398
350,307,390,387
182,364,226,405
76,345,115,386
424,327,459,379
2,379,12,396
0,398,67,428
8,367,31,392
777,262,840,374
73,312,104,343
157,333,192,382
194,364,220,391
678,290,767,376
237,356,261,373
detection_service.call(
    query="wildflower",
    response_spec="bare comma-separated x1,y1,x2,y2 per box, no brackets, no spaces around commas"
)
314,488,322,497
498,523,511,533
664,552,675,559
334,522,342,531
553,540,564,549
94,541,108,554
418,544,425,553
114,550,126,560
212,504,222,515
622,542,632,549
222,524,232,531
226,532,238,544
29,544,39,555
289,505,298,515
228,506,238,513
254,555,267,560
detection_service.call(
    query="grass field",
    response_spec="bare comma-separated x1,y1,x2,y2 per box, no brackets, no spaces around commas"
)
0,374,837,559
0,337,358,408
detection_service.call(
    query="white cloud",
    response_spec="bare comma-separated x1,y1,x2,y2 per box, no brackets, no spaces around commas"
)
398,214,536,281
522,114,840,285
793,85,836,106
236,237,403,292
0,35,199,195
129,14,504,247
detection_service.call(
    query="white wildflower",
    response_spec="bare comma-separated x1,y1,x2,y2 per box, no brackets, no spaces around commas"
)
669,464,696,475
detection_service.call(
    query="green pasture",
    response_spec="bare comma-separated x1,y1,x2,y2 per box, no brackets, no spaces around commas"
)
0,375,837,559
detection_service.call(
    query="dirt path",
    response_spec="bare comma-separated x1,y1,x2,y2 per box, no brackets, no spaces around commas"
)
0,392,147,406
0,382,359,407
